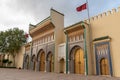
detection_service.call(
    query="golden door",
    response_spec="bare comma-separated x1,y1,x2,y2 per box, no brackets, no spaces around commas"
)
100,58,109,75
40,52,45,71
75,49,84,74
49,54,53,72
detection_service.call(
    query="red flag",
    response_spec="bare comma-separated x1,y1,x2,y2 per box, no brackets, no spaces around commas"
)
76,3,87,12
25,33,29,38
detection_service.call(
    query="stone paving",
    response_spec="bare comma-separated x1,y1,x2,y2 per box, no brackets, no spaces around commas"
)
0,68,120,80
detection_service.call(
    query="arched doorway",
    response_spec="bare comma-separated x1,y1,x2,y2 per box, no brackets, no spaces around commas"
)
100,58,109,75
32,55,36,71
26,55,29,69
47,52,53,72
59,58,65,73
74,48,84,74
40,52,45,71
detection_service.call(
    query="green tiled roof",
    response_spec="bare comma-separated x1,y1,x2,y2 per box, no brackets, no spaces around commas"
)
93,36,111,41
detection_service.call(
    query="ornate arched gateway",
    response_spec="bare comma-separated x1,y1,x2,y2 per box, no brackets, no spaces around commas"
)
69,46,85,74
94,41,113,76
25,55,29,69
46,52,53,72
32,55,36,70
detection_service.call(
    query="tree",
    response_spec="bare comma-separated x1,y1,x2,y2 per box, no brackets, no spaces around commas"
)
0,28,28,66
0,31,8,53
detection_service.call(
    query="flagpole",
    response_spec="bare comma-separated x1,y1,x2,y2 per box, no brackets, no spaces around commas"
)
85,0,90,76
86,0,90,23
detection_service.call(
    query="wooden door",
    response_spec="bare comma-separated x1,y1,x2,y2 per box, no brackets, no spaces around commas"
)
40,52,45,71
75,48,84,74
100,58,109,75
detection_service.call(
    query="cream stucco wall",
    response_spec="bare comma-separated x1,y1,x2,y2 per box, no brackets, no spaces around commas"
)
15,46,25,69
0,46,25,68
88,8,120,77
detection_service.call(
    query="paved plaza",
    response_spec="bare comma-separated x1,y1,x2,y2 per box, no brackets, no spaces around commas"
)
0,68,120,80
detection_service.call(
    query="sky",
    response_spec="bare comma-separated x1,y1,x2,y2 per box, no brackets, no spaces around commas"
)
0,0,120,33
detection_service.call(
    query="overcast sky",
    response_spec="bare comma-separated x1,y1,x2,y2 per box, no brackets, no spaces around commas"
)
0,0,120,33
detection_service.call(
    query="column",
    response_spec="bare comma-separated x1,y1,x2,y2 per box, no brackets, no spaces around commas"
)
84,58,86,75
67,59,70,74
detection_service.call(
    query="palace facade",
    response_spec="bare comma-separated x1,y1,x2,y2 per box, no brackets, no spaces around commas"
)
23,8,120,77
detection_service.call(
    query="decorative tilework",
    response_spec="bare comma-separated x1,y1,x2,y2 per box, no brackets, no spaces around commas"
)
94,41,113,76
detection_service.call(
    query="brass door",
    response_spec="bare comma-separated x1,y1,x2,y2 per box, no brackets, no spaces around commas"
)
100,58,109,75
40,52,45,71
75,48,84,74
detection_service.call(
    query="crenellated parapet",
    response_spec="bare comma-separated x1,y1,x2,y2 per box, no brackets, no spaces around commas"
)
85,7,120,23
